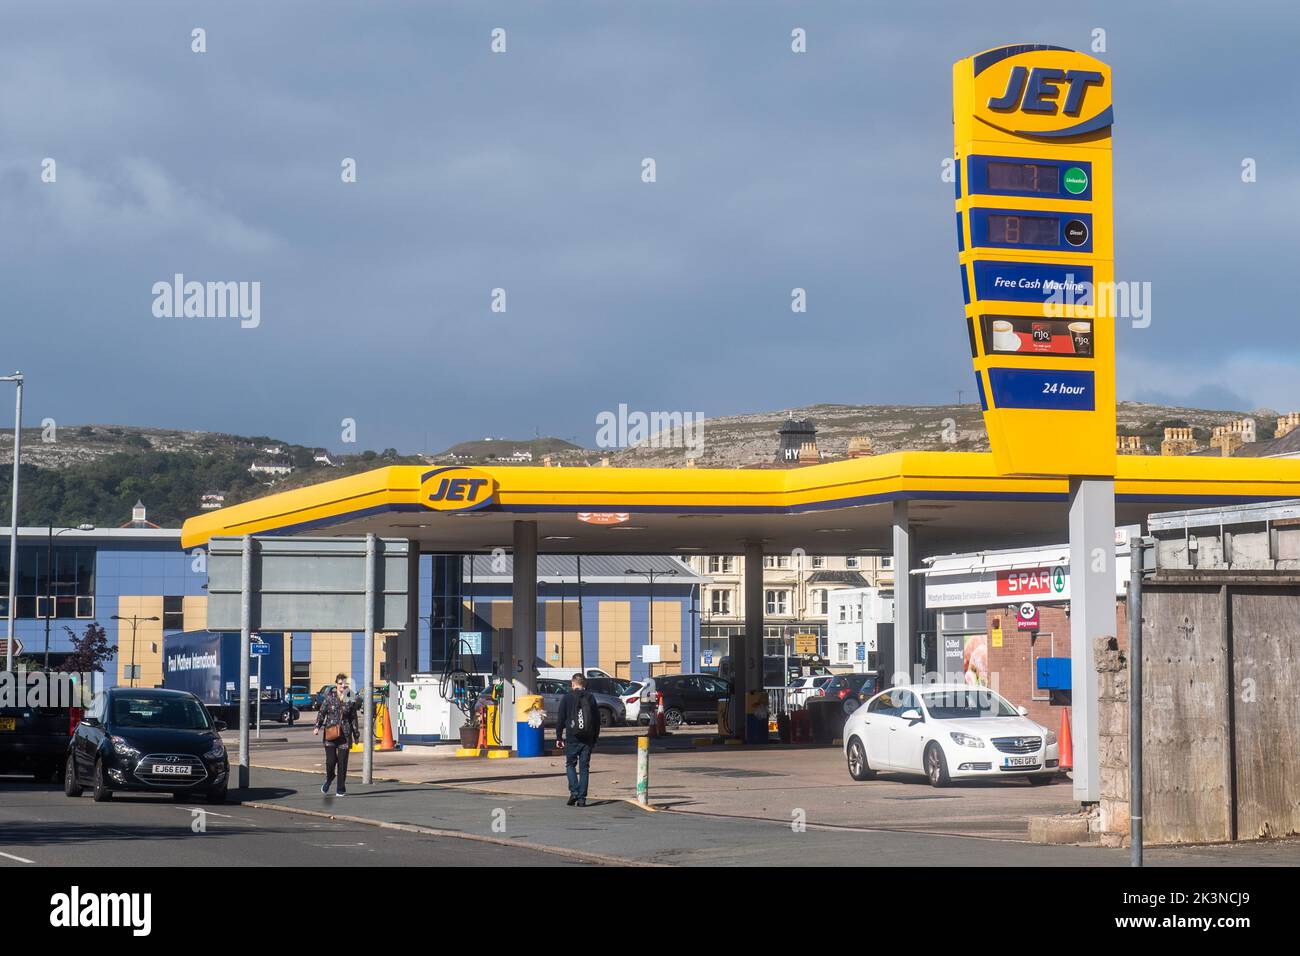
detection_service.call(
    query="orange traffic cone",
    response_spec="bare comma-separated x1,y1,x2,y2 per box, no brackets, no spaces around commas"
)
1058,707,1073,771
377,704,401,751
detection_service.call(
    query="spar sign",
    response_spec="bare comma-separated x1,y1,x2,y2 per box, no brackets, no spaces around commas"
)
997,565,1067,598
926,562,1070,609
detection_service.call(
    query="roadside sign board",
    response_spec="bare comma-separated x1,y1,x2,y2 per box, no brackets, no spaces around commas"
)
793,634,819,655
250,642,271,657
459,631,482,654
954,44,1115,476
0,637,23,659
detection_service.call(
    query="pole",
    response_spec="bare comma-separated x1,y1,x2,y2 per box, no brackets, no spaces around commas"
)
1128,536,1144,867
256,651,263,741
362,532,376,785
5,373,22,674
44,525,52,670
576,555,585,674
238,535,252,790
636,734,649,806
129,619,138,687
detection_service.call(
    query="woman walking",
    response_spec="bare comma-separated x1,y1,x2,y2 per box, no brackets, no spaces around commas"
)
314,673,361,796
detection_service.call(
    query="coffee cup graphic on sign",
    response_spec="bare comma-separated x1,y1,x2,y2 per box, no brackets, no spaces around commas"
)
1068,321,1092,356
991,319,1020,352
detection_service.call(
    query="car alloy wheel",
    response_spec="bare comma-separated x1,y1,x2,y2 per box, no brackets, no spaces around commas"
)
64,754,83,798
92,758,113,802
598,708,613,728
924,743,950,788
663,707,684,729
847,738,874,781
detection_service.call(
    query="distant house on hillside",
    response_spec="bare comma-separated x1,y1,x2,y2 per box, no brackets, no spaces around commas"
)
312,449,336,466
260,445,283,455
506,449,533,462
198,492,226,511
249,461,293,477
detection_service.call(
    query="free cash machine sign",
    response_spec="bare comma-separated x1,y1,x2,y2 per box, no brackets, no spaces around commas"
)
953,44,1115,476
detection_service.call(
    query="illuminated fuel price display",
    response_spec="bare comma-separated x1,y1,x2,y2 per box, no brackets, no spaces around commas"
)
954,44,1115,477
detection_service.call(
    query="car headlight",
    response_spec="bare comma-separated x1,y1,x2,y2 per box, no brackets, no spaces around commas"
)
110,735,140,758
1045,729,1058,747
949,732,984,748
205,740,227,760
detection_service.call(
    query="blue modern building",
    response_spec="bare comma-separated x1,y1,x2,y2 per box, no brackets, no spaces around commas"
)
1,522,704,693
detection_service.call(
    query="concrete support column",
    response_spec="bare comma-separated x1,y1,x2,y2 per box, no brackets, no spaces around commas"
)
391,540,420,682
731,541,764,737
891,500,918,685
506,520,539,749
1068,478,1114,803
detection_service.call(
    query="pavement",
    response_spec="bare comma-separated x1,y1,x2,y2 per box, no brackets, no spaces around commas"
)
211,725,1300,866
232,724,1077,840
0,781,576,867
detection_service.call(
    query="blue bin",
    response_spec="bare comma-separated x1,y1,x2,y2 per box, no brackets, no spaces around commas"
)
745,714,768,744
516,722,544,757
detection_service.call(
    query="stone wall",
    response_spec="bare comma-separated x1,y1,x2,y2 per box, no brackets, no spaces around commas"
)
1094,634,1130,846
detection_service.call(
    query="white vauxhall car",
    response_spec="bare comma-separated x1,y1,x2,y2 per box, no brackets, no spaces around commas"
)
842,684,1060,787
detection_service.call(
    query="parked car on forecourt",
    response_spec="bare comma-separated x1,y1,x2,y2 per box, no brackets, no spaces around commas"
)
787,675,833,708
586,677,643,724
288,685,315,710
536,678,626,727
65,687,230,804
822,673,881,713
639,674,730,728
842,684,1059,787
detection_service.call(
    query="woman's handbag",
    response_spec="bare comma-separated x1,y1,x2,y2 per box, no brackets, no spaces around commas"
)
324,723,342,742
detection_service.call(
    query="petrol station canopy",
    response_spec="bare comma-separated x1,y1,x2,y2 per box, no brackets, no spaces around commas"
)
180,452,1300,556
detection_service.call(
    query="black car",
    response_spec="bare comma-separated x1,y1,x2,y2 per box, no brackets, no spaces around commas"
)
65,688,230,804
0,705,72,782
640,674,730,728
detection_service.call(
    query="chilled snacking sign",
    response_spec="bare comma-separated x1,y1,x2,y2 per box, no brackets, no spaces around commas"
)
954,44,1115,476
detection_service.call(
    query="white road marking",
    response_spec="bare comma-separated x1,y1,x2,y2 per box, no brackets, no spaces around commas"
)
0,850,35,864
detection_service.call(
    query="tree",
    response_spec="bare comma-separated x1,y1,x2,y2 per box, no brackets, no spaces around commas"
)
61,622,117,674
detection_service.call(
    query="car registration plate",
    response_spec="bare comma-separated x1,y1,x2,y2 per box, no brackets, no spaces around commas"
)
1003,755,1037,768
0,717,14,731
152,764,191,776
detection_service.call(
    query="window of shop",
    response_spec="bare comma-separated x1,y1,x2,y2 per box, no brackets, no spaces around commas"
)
709,589,732,615
708,556,734,574
765,589,789,615
811,589,828,615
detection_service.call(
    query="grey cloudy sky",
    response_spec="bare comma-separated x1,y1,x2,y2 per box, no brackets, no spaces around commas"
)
2,0,1297,454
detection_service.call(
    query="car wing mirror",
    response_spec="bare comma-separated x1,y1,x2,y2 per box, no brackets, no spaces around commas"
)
1017,705,1028,717
214,720,227,732
899,708,922,722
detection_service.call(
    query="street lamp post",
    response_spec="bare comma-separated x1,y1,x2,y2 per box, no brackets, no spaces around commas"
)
112,614,160,687
45,523,94,669
2,372,23,673
626,567,677,673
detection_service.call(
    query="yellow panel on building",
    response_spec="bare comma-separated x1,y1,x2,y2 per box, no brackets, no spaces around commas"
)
309,633,354,694
541,600,583,669
649,601,681,676
116,596,165,688
182,595,207,632
598,600,631,679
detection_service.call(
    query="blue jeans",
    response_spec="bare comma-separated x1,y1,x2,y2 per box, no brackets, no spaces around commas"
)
564,739,593,799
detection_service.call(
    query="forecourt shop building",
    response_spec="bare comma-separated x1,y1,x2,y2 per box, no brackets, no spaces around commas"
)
182,44,1300,804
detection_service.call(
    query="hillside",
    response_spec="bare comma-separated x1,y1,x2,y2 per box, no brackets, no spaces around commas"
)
607,401,1281,468
0,401,1280,528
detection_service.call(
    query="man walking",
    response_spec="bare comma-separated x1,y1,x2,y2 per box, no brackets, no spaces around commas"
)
556,673,600,807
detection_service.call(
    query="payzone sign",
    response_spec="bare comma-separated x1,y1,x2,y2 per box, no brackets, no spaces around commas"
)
954,44,1115,476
